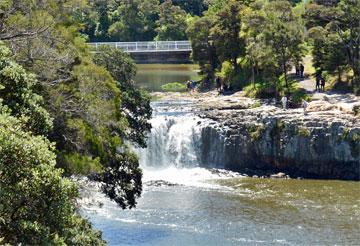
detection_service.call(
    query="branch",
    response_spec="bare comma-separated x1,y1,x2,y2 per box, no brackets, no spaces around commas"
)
0,25,51,41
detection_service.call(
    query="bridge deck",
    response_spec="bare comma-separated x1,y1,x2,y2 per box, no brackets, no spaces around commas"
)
88,41,192,53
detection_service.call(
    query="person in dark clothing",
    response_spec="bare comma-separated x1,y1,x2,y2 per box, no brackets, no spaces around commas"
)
186,80,191,92
300,64,305,78
295,65,300,77
315,73,321,92
191,80,196,92
320,77,325,91
216,76,221,92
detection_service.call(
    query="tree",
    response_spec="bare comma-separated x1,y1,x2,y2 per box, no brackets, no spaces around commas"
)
210,0,245,69
155,0,188,41
263,0,304,94
187,15,218,78
0,113,105,245
0,42,52,136
305,0,360,93
0,0,146,209
0,43,104,245
108,0,160,41
242,2,275,88
335,0,360,92
51,62,143,209
93,45,152,148
169,0,209,16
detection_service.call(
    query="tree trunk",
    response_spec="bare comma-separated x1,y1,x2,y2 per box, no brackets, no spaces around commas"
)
283,61,289,95
338,67,342,83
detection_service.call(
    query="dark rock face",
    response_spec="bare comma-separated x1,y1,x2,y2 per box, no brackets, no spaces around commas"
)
198,107,360,180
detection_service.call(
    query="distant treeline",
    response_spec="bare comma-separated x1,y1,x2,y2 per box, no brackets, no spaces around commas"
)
80,0,359,96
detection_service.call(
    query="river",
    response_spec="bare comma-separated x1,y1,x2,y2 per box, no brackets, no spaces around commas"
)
80,65,360,246
134,64,199,91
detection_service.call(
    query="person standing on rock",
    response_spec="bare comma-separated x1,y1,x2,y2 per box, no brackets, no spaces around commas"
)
186,80,191,92
281,96,288,110
295,64,300,77
302,99,308,115
320,77,326,91
216,76,221,92
316,71,321,92
300,64,305,78
191,80,196,92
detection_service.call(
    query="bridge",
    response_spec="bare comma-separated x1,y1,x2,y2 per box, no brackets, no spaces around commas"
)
88,41,192,64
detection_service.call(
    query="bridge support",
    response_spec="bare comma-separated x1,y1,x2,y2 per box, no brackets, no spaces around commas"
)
129,51,192,64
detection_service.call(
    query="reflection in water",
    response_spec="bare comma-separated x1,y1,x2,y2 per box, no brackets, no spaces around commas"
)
135,64,200,92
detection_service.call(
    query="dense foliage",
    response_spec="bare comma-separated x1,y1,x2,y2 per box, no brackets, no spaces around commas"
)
92,45,152,148
186,0,359,96
78,0,210,42
305,0,360,92
0,0,152,243
0,43,105,245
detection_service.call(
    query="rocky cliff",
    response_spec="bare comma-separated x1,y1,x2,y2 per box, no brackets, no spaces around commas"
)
197,96,360,180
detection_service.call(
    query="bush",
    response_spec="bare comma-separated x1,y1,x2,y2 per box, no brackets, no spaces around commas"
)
290,88,311,107
161,82,187,92
243,82,275,98
0,113,105,245
217,61,252,90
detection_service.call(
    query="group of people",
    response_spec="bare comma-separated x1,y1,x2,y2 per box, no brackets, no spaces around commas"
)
315,71,326,92
186,80,197,92
295,64,305,78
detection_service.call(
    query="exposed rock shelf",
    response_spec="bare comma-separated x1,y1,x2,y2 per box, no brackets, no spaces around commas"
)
151,91,359,180
198,100,359,180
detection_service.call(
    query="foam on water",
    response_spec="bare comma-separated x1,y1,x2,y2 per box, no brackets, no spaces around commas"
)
143,167,241,188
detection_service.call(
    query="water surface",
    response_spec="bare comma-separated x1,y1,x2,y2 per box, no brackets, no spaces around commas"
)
81,172,360,246
135,64,199,92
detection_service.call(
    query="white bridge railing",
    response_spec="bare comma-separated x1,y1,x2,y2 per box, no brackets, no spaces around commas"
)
88,40,192,53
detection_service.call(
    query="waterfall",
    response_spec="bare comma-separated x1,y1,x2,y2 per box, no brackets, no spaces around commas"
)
137,105,203,169
133,101,240,187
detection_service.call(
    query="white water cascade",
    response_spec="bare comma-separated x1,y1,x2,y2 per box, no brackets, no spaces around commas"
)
137,114,203,169
137,100,208,168
134,101,240,187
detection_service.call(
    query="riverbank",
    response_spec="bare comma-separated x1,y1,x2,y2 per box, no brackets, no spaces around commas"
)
151,90,360,180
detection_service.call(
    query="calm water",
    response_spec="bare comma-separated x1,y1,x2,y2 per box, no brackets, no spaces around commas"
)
134,64,199,92
81,69,360,245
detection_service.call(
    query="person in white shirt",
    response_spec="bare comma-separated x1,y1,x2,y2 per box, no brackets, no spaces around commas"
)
281,96,287,110
302,99,308,115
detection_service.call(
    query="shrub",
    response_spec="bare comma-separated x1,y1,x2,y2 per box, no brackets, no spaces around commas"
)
243,81,275,98
290,88,311,107
0,113,105,245
161,82,187,92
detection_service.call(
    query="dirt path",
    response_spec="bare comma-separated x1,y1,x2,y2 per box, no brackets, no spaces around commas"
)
296,77,316,92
